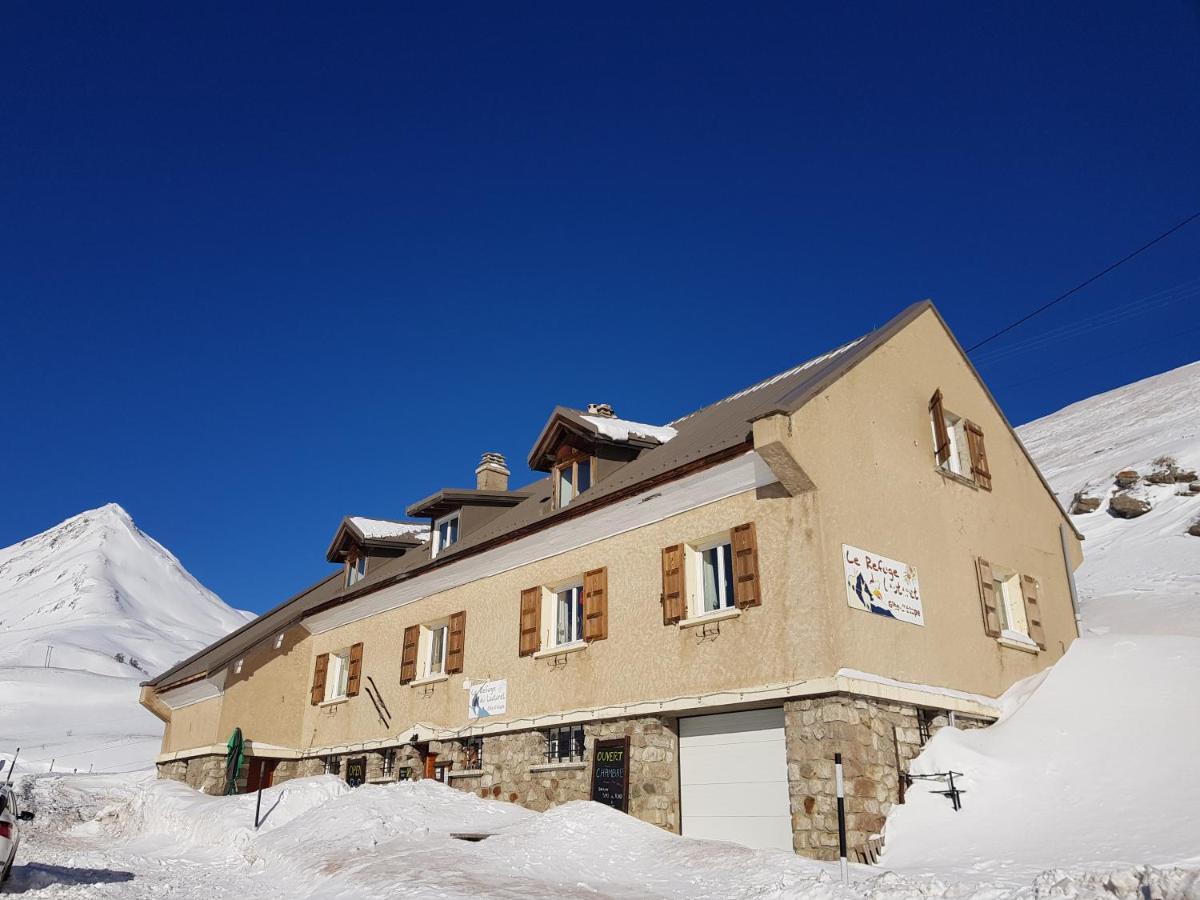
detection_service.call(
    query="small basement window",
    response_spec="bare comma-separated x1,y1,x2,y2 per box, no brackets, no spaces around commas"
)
462,736,483,770
432,512,460,558
381,749,396,778
553,581,584,647
554,453,593,508
544,724,585,763
345,554,367,587
323,756,340,776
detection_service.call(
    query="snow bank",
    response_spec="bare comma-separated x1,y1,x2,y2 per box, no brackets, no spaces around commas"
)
882,634,1200,885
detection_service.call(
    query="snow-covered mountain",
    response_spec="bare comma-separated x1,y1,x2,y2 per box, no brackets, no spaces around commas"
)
0,503,252,775
0,502,251,677
1017,360,1200,635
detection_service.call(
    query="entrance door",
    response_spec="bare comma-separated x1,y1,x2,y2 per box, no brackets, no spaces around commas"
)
679,708,792,851
245,758,278,793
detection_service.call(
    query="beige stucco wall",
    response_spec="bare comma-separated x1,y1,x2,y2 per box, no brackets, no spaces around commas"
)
161,695,222,754
776,307,1079,695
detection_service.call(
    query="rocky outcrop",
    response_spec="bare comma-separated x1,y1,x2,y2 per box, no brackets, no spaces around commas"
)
1070,492,1102,514
1188,522,1200,537
1190,482,1200,495
1145,457,1196,485
1115,470,1139,489
1109,493,1152,519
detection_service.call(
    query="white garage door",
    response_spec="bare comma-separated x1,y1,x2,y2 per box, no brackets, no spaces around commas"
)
679,707,793,851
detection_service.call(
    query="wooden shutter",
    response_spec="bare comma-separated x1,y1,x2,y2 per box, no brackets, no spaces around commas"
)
400,625,419,683
964,421,992,491
583,567,608,642
346,642,363,697
1020,575,1047,649
731,522,762,608
975,558,1002,637
310,653,329,706
661,544,686,625
447,611,466,674
519,587,542,657
930,389,951,466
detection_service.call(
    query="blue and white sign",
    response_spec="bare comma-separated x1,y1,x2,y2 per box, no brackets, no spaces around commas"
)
843,544,924,626
468,679,507,719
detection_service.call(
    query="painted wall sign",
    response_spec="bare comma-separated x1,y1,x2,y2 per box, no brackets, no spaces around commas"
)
590,736,630,813
843,544,924,626
468,679,507,719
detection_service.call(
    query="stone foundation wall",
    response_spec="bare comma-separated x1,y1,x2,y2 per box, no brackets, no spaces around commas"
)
157,754,229,795
783,695,992,860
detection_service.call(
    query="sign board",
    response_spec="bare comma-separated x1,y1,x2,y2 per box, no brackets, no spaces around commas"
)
468,679,507,719
843,544,924,626
590,736,630,813
345,756,367,788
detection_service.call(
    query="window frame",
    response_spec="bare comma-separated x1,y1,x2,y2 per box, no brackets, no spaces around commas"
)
424,620,450,678
325,648,352,701
462,736,483,770
931,407,971,478
550,579,585,648
432,512,461,558
689,534,736,617
543,724,585,763
345,553,367,587
990,566,1033,643
553,451,594,509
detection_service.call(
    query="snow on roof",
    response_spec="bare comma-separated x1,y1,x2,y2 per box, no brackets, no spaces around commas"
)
349,517,430,542
580,415,678,445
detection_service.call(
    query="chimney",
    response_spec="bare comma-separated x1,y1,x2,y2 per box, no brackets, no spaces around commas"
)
475,452,510,491
587,402,616,419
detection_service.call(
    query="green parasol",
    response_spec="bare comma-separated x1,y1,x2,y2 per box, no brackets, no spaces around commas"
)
224,727,244,795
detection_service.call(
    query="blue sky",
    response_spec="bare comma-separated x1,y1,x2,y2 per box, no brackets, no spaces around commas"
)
3,3,1198,615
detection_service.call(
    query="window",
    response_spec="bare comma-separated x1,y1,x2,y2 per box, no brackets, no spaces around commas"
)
233,658,244,675
433,763,450,782
462,737,483,770
554,453,593,508
694,537,735,615
274,633,285,650
345,554,367,587
991,568,1031,640
553,582,584,647
381,749,396,778
323,756,340,776
426,622,449,677
930,389,991,489
432,513,460,557
396,767,411,782
326,649,351,701
544,724,585,762
932,407,971,477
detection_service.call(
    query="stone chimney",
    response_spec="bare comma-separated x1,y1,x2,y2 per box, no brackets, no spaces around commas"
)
587,402,616,419
475,452,510,491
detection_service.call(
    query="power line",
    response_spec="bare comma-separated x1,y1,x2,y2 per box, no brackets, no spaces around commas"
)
966,211,1200,354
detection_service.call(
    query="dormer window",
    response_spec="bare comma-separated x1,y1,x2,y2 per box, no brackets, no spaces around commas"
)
433,512,460,558
345,554,367,587
554,452,593,508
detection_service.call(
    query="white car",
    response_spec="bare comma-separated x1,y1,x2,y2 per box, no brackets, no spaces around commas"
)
0,785,35,885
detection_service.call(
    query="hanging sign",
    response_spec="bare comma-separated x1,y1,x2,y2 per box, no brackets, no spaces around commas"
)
468,679,507,719
843,544,924,626
590,736,630,813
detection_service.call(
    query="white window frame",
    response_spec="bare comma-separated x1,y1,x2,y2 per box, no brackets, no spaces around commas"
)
547,579,584,648
422,620,450,678
233,658,244,675
432,512,460,558
688,534,736,617
991,566,1032,642
345,554,367,587
554,455,593,509
274,633,285,650
932,408,971,477
325,648,352,702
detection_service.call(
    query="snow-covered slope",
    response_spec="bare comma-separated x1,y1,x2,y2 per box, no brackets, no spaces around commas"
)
0,503,251,677
0,503,252,775
1018,360,1200,634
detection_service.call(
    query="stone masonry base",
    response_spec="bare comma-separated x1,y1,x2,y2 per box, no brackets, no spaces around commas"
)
156,697,988,858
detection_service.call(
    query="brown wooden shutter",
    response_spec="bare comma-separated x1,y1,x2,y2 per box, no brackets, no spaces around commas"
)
975,558,1002,637
346,642,363,697
731,522,762,608
1019,575,1047,649
965,421,992,491
583,566,608,642
930,389,951,466
400,625,419,683
661,544,686,625
519,587,542,657
310,653,329,706
447,611,466,673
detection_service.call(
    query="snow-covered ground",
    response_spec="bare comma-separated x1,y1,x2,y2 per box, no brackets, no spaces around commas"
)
0,504,251,775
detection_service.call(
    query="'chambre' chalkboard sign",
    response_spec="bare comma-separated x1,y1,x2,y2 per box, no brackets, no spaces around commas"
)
590,736,630,812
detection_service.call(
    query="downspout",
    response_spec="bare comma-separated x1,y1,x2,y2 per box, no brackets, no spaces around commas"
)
1059,522,1082,637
